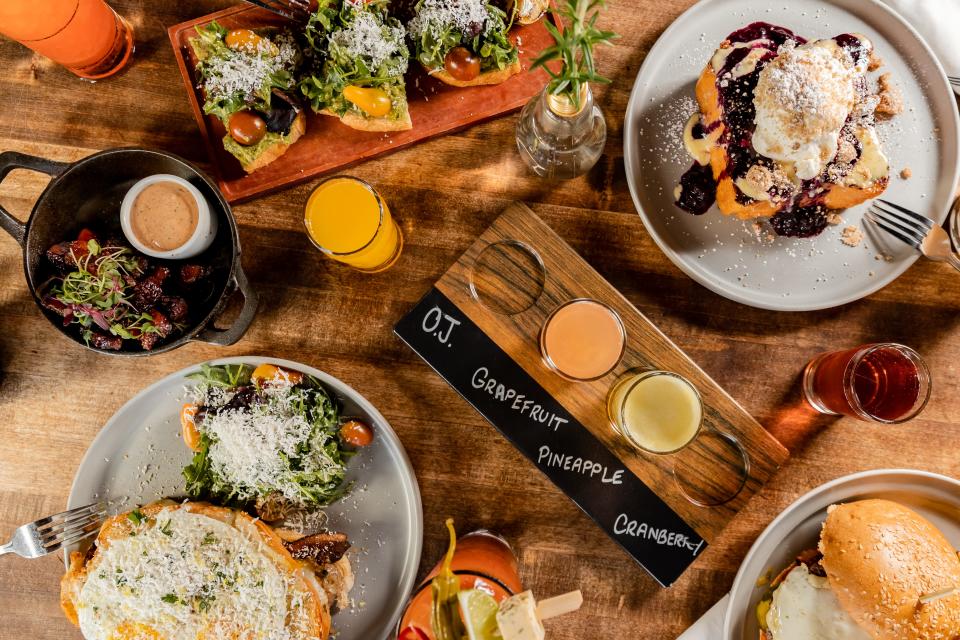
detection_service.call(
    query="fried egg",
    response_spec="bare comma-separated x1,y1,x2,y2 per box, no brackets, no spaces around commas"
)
765,564,872,640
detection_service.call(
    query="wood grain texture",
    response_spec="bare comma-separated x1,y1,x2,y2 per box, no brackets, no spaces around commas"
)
436,202,789,540
0,1,958,640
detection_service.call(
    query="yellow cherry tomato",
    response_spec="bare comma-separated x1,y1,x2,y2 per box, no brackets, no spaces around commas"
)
342,85,392,117
225,28,276,55
251,363,304,386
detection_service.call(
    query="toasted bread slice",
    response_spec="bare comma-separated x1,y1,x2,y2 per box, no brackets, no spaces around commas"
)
427,58,523,87
238,110,307,173
319,107,413,132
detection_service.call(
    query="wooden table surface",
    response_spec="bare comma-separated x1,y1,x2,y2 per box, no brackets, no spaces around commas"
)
1,1,958,639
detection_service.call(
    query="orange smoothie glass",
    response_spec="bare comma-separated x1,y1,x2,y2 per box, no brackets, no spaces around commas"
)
396,530,522,640
0,0,134,80
304,176,404,273
540,298,626,381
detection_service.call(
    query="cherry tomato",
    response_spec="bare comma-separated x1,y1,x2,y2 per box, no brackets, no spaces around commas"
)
398,626,430,640
444,46,480,82
228,110,267,146
342,85,392,117
180,404,202,451
225,28,270,52
251,363,304,386
340,420,374,447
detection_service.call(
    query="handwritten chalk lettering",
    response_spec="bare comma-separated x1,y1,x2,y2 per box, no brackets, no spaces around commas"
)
537,445,624,484
471,367,570,431
613,514,705,555
422,306,461,345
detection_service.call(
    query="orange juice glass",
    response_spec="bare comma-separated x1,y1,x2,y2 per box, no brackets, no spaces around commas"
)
0,0,134,79
396,531,522,640
304,176,404,272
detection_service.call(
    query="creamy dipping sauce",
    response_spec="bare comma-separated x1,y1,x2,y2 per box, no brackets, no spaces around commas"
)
131,182,199,251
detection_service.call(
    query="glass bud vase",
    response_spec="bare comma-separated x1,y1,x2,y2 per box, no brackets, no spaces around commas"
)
515,83,606,180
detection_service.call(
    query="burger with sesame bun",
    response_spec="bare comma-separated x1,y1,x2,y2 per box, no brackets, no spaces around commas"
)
758,499,960,640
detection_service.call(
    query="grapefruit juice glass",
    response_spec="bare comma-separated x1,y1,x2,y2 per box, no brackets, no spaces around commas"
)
802,343,931,423
0,0,134,79
304,176,404,272
397,530,521,640
539,298,626,381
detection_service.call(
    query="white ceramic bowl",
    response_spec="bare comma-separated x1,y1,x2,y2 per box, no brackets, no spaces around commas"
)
120,173,216,259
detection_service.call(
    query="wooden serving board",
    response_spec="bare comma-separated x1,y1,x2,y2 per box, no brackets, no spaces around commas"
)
395,203,789,586
168,5,555,203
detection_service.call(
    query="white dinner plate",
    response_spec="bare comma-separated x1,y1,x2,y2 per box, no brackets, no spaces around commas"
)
624,0,960,311
66,356,423,640
723,469,960,639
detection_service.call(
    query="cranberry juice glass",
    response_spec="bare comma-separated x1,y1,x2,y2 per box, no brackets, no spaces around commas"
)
396,530,522,640
0,0,134,80
803,343,931,423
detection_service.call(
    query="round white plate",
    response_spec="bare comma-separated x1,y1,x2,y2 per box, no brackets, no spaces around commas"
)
723,469,960,640
624,0,960,311
67,356,423,640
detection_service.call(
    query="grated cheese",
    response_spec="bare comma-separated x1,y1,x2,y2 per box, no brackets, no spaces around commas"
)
201,32,298,103
76,508,321,640
193,379,343,505
408,0,492,41
329,10,407,75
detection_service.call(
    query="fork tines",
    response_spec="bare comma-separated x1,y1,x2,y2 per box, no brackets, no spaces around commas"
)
244,0,313,22
866,199,934,249
949,75,960,89
39,502,108,553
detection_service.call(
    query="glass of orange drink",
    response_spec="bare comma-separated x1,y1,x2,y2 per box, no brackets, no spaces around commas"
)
396,529,522,640
304,176,404,273
0,0,134,80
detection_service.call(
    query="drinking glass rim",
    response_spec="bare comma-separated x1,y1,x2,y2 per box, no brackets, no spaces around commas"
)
394,569,517,638
842,342,932,424
303,175,384,257
539,297,626,382
613,370,704,455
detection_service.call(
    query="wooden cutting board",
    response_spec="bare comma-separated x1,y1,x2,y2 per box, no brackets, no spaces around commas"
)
168,4,557,202
396,203,790,586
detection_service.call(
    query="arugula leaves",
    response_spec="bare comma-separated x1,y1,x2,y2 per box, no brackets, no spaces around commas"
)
410,0,517,73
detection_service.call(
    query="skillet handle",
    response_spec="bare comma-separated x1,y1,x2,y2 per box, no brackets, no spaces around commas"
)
0,151,71,247
192,262,259,346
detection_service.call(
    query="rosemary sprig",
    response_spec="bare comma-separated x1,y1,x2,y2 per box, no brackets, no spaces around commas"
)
530,0,618,112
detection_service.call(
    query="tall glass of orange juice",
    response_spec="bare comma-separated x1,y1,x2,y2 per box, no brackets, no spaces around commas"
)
304,176,404,273
0,0,134,80
396,530,522,640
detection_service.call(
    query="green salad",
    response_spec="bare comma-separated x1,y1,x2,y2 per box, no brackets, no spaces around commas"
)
299,0,410,120
407,0,517,74
182,364,354,514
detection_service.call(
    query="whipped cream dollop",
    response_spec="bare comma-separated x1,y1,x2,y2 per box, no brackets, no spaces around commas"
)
752,39,859,180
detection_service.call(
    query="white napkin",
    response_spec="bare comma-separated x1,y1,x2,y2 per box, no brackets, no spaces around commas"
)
878,0,960,94
675,594,729,640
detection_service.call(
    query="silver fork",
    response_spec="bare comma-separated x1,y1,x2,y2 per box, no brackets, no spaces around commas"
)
866,199,960,272
0,502,107,559
244,0,313,21
949,76,960,91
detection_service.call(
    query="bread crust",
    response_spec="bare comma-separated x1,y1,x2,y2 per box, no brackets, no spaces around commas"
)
319,107,413,132
240,110,308,173
60,500,331,640
820,499,960,640
426,58,522,87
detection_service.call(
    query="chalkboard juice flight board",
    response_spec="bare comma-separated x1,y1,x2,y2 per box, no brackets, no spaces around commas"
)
395,203,789,586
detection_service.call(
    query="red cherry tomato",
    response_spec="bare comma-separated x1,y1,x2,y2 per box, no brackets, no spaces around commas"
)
228,110,267,146
444,46,480,82
398,626,430,640
340,420,374,447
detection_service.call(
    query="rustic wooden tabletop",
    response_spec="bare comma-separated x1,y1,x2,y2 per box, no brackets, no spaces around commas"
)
1,1,958,639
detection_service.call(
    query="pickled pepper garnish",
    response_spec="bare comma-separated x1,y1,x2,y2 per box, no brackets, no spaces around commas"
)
430,518,465,640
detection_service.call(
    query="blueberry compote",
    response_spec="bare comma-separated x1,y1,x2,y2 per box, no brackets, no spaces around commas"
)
676,23,872,239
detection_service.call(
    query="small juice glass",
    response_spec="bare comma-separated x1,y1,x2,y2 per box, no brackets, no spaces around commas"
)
304,176,404,273
539,298,626,381
802,343,931,423
607,370,703,454
396,530,522,640
0,0,134,80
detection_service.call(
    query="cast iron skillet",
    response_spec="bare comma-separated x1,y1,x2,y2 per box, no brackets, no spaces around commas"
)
0,147,258,355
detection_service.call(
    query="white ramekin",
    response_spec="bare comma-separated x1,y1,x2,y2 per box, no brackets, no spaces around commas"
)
120,174,216,259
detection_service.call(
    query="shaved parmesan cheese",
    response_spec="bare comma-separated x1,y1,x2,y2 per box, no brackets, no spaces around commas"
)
201,32,298,103
329,10,408,75
408,0,492,41
76,508,321,640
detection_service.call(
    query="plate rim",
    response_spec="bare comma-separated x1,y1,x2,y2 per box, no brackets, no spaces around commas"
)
65,355,423,640
623,0,960,312
721,467,960,637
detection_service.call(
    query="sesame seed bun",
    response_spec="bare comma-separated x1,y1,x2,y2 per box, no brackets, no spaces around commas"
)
819,499,960,640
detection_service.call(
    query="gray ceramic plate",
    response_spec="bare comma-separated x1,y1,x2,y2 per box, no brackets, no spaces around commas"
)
624,0,960,311
66,356,423,640
721,469,960,639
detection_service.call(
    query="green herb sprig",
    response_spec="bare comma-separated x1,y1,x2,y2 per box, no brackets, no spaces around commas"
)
531,0,618,112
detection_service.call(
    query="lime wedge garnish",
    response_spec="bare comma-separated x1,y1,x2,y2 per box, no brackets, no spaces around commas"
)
458,589,502,640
